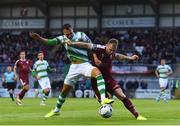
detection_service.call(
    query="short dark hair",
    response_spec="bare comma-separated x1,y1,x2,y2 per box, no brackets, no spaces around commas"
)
160,58,166,61
38,51,44,55
108,38,119,46
62,24,72,30
19,50,25,54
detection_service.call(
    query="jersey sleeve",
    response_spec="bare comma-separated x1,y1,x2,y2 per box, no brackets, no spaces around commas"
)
56,35,70,44
14,60,19,69
47,35,69,46
156,66,160,71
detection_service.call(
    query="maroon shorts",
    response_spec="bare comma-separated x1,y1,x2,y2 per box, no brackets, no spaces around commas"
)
91,78,120,100
19,77,29,86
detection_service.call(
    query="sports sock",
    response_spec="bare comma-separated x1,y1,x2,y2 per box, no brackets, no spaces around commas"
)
96,74,106,100
42,91,49,102
162,91,167,100
55,92,67,111
157,91,163,100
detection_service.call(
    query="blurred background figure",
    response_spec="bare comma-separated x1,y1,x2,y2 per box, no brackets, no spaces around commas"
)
2,66,16,101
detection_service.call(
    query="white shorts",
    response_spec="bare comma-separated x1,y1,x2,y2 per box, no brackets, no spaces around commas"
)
64,62,96,86
38,77,51,90
159,78,168,88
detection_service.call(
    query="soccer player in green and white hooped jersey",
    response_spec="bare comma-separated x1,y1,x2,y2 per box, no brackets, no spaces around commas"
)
32,51,55,106
30,24,114,118
155,58,173,102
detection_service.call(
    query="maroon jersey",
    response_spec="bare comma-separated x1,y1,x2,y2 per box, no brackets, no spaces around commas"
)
92,45,115,80
91,44,120,99
14,59,31,85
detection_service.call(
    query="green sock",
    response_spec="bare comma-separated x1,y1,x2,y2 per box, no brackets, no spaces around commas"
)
158,91,163,99
161,91,167,100
96,74,106,100
42,93,48,102
42,91,49,102
56,92,66,109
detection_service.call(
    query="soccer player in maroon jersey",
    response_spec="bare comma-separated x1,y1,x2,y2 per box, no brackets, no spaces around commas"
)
14,51,31,105
68,38,147,120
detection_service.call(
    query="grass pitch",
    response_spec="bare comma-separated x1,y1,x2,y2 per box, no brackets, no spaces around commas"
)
0,98,179,125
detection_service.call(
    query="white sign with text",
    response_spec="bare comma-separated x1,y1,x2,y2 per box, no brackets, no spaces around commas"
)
0,19,45,29
102,17,155,28
135,89,171,99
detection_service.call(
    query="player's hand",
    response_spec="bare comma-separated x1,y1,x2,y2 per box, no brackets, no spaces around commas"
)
130,55,139,60
36,76,41,80
94,58,102,66
65,41,73,46
29,32,41,40
14,75,18,80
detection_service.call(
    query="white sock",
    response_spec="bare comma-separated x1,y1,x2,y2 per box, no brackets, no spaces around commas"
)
54,107,60,112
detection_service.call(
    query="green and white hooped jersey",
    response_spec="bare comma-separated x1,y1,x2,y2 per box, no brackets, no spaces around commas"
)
156,64,172,78
52,32,92,63
33,60,49,79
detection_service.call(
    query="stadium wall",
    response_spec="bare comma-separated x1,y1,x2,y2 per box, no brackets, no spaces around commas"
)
1,3,180,30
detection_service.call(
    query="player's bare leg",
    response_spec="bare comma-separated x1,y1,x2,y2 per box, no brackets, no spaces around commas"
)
45,84,72,117
113,88,147,120
91,68,114,105
16,85,29,105
8,89,15,101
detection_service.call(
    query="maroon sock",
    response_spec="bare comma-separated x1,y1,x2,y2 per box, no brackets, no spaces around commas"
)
18,89,27,100
122,97,139,118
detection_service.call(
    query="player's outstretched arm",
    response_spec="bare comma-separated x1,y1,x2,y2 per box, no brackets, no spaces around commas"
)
92,53,102,66
13,66,18,80
67,42,93,49
30,32,59,46
155,70,160,78
115,53,139,61
30,32,48,43
167,68,173,76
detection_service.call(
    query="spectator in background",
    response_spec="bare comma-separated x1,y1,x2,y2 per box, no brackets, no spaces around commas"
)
0,30,180,65
133,80,139,90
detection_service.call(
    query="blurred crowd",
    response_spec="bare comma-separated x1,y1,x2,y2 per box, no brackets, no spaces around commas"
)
0,32,70,68
86,29,180,65
0,29,180,66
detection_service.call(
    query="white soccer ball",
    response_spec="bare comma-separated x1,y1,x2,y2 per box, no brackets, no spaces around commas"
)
99,104,113,118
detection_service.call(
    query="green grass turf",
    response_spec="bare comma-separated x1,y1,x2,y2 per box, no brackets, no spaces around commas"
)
0,98,179,125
